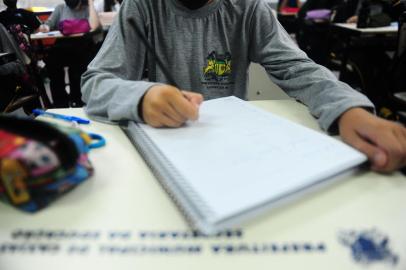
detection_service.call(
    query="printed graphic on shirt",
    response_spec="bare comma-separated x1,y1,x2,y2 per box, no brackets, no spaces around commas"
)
203,51,232,81
201,51,235,92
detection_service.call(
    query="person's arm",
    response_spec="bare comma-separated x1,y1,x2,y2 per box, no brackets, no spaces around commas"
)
249,1,374,132
113,0,121,12
38,23,49,32
81,0,201,125
346,15,358,23
279,0,288,11
338,108,406,172
87,0,101,30
296,0,301,8
249,1,406,172
24,10,42,32
44,5,62,31
93,0,104,13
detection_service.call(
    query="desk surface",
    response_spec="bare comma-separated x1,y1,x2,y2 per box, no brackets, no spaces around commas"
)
333,22,398,34
0,100,405,270
30,30,84,40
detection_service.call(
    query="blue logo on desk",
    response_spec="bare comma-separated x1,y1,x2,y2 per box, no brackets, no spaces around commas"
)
339,229,398,266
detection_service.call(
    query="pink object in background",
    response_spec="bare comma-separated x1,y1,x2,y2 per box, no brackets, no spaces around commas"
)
58,19,90,36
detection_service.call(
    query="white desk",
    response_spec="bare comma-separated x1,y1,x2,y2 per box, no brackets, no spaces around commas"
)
0,100,405,270
30,31,84,40
334,22,398,34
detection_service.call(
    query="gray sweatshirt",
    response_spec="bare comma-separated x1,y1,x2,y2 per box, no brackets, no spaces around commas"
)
81,0,374,132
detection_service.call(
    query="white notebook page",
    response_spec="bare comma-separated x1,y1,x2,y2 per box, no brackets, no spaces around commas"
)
138,97,366,223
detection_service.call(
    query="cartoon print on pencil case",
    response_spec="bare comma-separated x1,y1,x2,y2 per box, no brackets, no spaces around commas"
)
11,141,60,176
1,158,30,204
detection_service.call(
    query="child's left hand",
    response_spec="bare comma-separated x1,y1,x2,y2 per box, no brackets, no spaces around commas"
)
339,108,406,173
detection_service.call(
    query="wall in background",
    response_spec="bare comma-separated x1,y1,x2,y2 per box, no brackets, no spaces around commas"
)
247,63,290,101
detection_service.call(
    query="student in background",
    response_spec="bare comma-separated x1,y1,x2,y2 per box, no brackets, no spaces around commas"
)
0,0,41,60
94,0,122,13
0,22,25,111
0,1,44,112
278,0,301,12
344,0,405,23
41,0,100,108
335,0,406,110
0,0,41,32
82,0,406,173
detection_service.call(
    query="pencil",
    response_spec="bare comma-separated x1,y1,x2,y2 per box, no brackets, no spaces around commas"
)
127,18,180,88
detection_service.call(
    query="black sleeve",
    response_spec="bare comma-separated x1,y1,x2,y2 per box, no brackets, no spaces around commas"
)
0,61,25,76
0,12,7,27
22,10,41,31
388,1,406,21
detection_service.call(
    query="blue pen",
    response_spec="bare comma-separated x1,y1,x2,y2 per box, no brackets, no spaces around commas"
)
33,109,90,124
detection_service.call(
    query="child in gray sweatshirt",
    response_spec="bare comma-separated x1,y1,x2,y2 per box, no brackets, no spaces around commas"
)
81,0,406,173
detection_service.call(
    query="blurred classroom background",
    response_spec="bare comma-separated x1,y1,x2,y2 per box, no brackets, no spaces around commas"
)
1,0,405,121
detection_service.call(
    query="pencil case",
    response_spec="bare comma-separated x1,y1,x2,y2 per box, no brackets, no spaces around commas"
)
58,19,90,36
0,115,102,212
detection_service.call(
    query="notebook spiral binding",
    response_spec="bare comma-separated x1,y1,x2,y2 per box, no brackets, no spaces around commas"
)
122,122,216,233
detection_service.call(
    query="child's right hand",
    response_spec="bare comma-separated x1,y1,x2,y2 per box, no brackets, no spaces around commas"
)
346,15,358,24
140,84,203,128
38,24,50,33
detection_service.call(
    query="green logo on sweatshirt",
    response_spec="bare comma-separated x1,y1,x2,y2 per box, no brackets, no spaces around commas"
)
203,51,232,81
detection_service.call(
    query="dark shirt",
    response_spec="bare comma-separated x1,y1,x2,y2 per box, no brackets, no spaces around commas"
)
0,8,41,32
288,0,299,8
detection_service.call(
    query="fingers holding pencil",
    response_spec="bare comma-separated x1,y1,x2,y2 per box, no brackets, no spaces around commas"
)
181,90,204,108
141,85,203,128
127,18,203,127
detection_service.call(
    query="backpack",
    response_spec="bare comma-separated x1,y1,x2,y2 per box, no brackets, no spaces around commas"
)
6,23,33,60
2,22,51,110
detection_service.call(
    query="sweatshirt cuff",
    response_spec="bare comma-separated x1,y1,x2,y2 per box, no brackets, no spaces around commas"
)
322,102,375,135
107,81,161,123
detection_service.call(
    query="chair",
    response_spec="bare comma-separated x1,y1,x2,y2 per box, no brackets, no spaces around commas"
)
0,23,48,113
3,17,52,106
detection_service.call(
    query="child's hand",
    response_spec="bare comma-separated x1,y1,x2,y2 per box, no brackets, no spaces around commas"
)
38,24,50,33
339,108,406,173
140,85,203,128
346,15,358,24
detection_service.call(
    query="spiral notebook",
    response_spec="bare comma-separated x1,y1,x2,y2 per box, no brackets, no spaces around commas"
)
121,96,367,234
